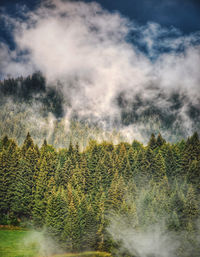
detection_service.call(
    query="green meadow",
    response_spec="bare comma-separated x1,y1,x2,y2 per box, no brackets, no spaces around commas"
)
0,229,112,257
0,229,37,257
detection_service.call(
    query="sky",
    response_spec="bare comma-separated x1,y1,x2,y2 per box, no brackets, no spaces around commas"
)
1,0,200,58
1,1,200,30
0,0,199,142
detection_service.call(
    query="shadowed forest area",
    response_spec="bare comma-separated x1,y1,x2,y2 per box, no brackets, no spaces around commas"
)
0,73,200,148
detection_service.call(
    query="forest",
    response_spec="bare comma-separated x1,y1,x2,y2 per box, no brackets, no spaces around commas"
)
0,132,199,257
1,1,200,256
0,73,200,148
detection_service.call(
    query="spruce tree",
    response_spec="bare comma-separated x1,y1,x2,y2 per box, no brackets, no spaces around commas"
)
156,133,166,147
108,170,126,211
0,150,10,216
33,159,49,227
1,135,10,150
152,151,167,182
63,183,80,251
127,147,136,174
0,141,20,221
148,133,157,150
61,157,75,188
182,132,200,175
21,132,34,155
45,187,67,245
187,159,200,192
183,185,199,229
134,149,150,186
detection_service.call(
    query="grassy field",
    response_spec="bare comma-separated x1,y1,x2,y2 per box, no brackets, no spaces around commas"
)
0,229,38,257
0,229,112,257
52,253,111,257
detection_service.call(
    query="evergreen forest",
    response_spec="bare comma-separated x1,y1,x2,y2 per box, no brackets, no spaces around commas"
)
1,1,200,256
0,73,200,148
0,132,199,257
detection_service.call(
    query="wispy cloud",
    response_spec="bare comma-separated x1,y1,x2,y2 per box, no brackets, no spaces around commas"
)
0,0,200,141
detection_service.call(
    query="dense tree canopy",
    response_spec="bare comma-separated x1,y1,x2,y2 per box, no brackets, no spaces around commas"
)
0,132,199,256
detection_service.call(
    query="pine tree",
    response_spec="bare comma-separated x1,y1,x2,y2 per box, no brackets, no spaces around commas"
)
63,183,80,251
8,147,22,219
152,151,167,182
12,158,33,218
187,159,200,192
94,186,109,251
95,152,114,191
182,132,200,175
171,181,186,228
45,187,67,245
79,154,91,193
73,187,90,251
86,141,101,175
1,135,10,150
127,147,136,174
156,133,166,147
161,144,181,181
68,140,74,156
21,132,34,155
148,133,157,151
134,149,150,186
60,157,75,188
137,187,156,227
108,170,126,211
74,143,81,166
33,159,49,227
132,140,143,151
13,146,40,216
116,143,132,181
70,164,86,192
0,149,10,216
168,211,180,231
183,185,199,229
0,141,21,222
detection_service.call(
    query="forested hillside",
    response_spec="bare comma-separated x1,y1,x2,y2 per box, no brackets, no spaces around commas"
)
0,132,199,257
1,1,200,256
0,73,200,148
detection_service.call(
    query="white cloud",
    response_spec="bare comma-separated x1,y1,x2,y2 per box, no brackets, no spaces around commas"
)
0,0,200,140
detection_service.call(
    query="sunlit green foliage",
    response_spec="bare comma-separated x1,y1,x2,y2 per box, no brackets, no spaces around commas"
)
0,132,199,256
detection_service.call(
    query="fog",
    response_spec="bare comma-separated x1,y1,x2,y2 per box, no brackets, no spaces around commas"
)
0,0,200,144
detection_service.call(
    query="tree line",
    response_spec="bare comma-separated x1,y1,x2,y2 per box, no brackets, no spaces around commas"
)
0,72,64,118
1,73,199,147
0,132,199,256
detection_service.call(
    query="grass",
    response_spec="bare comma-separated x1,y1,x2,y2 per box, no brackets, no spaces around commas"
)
0,229,38,257
53,252,112,257
0,229,112,257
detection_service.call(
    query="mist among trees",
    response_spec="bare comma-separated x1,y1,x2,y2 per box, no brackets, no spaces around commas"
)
0,73,200,148
0,131,199,256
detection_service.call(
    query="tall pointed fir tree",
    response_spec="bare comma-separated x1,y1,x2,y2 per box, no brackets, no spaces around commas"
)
45,187,67,246
33,159,49,227
0,140,21,222
21,132,34,156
